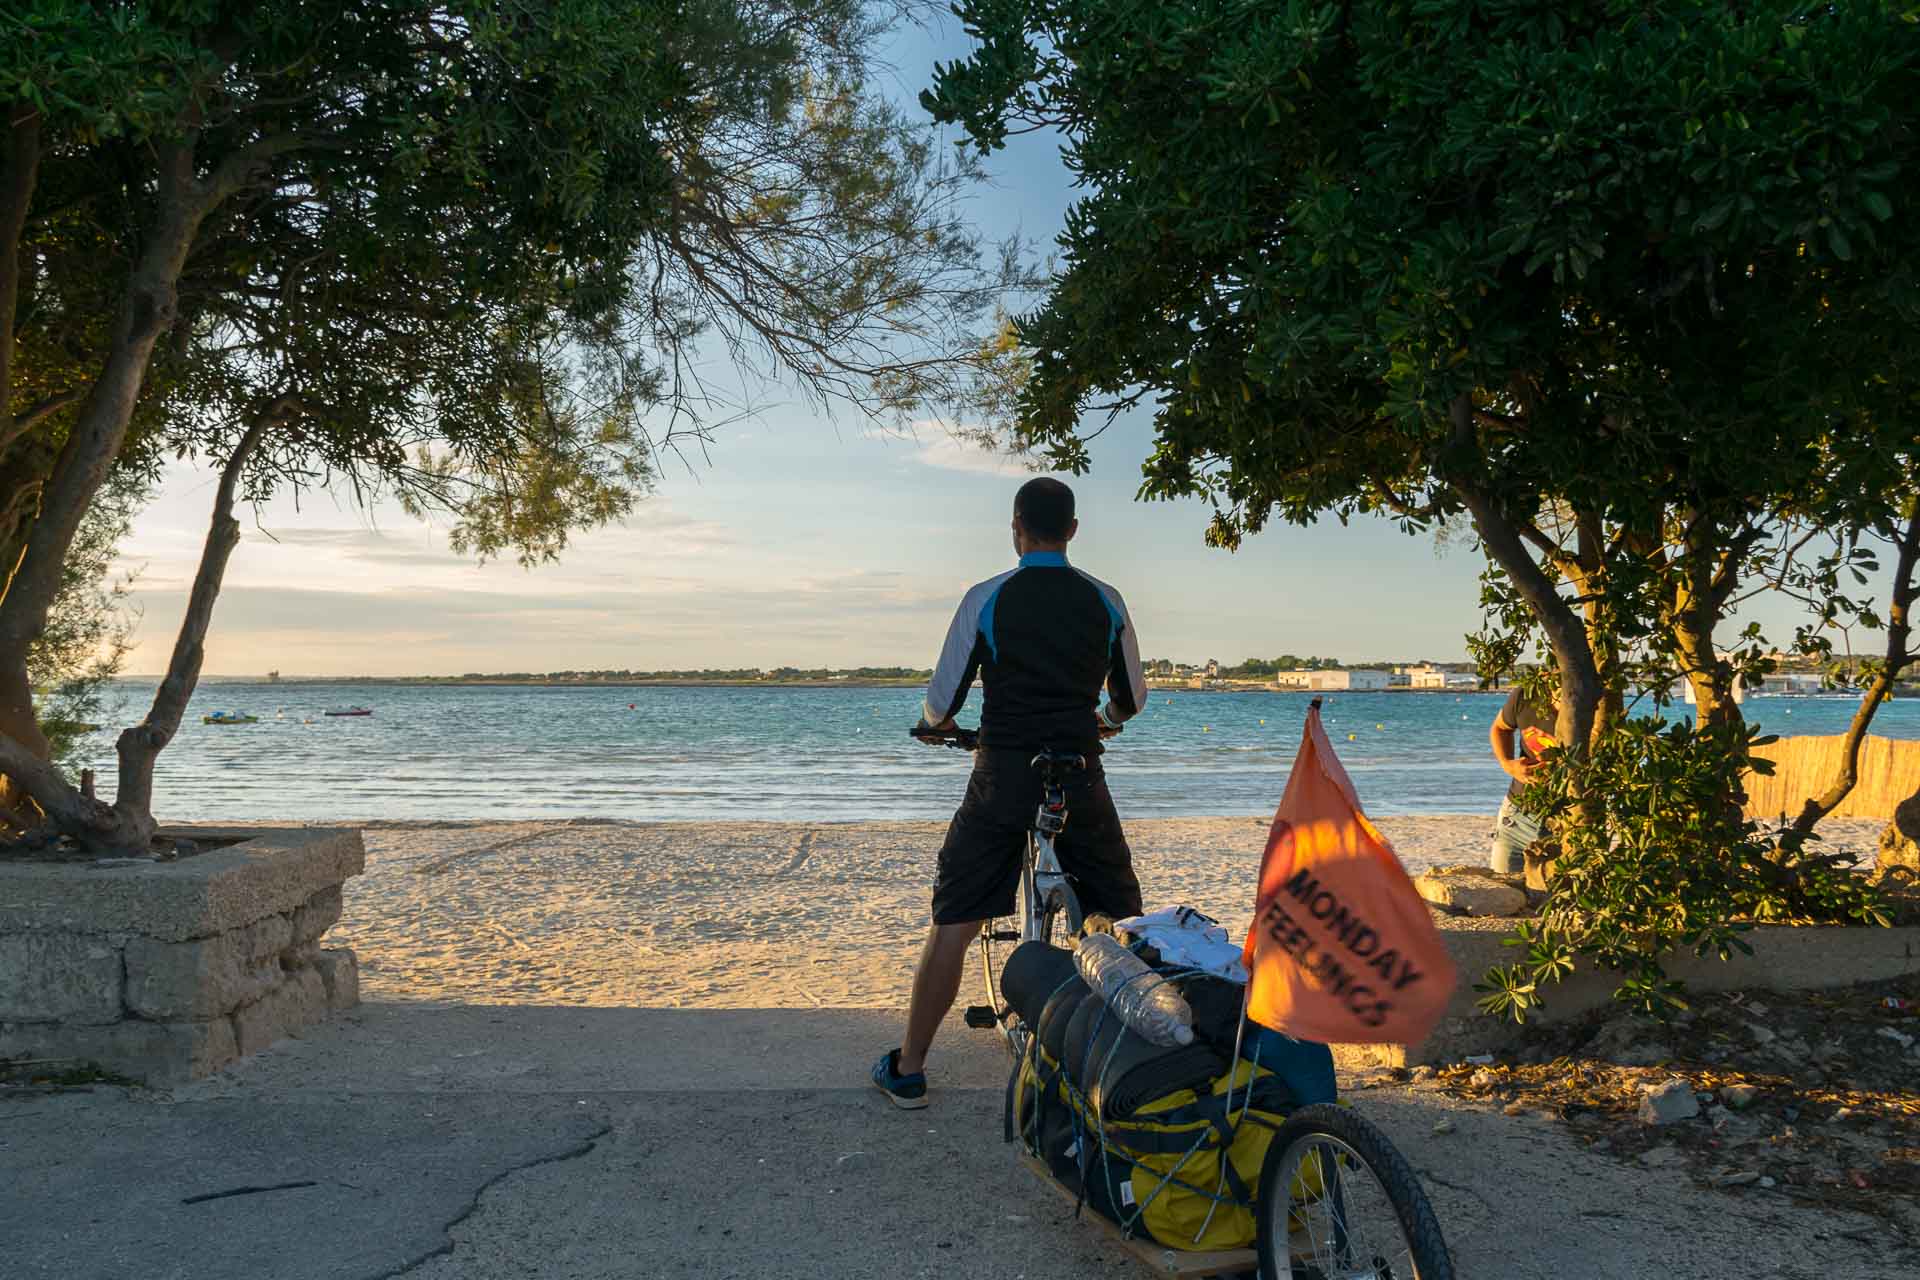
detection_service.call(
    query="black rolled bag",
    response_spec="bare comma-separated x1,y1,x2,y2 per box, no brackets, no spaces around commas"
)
1001,940,1248,1116
999,941,1317,1253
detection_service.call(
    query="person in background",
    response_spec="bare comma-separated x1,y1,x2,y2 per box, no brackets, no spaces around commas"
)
1487,686,1558,874
872,476,1147,1109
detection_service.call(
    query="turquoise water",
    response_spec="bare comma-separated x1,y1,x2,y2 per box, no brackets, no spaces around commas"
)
88,682,1920,823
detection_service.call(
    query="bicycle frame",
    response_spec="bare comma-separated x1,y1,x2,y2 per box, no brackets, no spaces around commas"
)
1023,772,1072,939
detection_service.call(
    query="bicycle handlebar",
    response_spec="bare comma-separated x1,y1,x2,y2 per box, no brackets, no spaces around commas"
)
909,722,1121,751
910,724,979,750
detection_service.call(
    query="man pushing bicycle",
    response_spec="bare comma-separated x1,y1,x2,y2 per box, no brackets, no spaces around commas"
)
873,477,1150,1109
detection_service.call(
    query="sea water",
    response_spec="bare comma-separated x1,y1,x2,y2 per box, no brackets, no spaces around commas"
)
86,683,1920,823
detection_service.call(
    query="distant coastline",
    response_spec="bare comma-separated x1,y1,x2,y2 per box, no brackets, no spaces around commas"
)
119,674,1914,695
122,675,932,689
127,674,1501,694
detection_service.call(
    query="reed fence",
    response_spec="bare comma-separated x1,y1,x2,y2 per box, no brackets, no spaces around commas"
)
1744,733,1920,822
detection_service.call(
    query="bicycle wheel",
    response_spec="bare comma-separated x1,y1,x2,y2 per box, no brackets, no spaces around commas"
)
978,880,1083,1060
1256,1103,1453,1280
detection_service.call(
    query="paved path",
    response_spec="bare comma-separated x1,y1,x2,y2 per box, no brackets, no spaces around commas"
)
4,1003,1909,1279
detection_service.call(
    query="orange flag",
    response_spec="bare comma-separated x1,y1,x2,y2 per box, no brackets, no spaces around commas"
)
1241,700,1457,1044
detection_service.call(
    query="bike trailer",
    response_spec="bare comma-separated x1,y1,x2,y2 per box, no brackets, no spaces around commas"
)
1000,942,1332,1255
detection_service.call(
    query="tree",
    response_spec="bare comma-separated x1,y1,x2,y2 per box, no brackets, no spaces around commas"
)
2,0,1023,853
928,0,1917,741
924,0,1915,1009
1778,498,1920,841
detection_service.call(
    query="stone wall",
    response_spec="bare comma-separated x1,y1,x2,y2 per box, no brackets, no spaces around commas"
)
0,827,364,1084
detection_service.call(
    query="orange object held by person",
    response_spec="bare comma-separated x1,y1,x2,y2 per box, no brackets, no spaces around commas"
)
1240,700,1457,1044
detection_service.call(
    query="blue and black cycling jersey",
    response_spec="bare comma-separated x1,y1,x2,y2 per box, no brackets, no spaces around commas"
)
922,550,1149,754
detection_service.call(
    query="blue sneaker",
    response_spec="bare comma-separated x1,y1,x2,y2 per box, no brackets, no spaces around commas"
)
871,1049,928,1109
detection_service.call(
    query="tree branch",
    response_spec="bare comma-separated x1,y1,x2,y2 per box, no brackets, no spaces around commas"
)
0,109,43,437
115,402,287,825
1709,521,1766,611
0,727,108,837
1787,503,1920,840
0,391,84,451
1443,393,1601,753
1516,517,1587,579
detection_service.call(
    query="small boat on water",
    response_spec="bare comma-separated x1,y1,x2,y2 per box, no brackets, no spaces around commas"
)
202,712,258,725
324,707,373,717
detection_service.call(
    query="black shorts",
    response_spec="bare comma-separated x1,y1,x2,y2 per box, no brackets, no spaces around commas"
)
931,750,1143,926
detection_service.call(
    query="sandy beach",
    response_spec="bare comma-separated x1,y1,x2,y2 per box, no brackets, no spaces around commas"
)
329,813,1891,1008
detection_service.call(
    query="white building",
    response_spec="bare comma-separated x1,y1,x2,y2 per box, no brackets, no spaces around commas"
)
1271,669,1391,692
1406,664,1478,690
1649,674,1749,705
1757,673,1824,696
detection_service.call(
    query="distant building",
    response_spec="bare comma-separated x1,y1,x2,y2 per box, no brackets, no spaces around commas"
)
1757,673,1823,696
1270,669,1390,691
1649,674,1750,705
1405,663,1477,690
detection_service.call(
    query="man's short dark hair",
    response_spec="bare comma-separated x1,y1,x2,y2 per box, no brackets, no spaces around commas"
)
1014,477,1075,542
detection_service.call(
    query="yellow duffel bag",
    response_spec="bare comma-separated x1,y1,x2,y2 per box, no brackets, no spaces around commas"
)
1015,1049,1323,1252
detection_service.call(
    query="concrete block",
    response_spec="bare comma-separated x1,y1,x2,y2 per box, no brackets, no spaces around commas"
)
290,885,343,945
0,932,123,1025
1332,918,1920,1069
230,966,327,1057
0,1014,237,1084
313,948,360,1012
123,914,292,1020
0,827,364,942
1413,866,1528,917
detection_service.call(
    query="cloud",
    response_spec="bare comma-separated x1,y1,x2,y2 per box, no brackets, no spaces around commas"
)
120,570,959,676
899,424,1044,478
248,528,463,568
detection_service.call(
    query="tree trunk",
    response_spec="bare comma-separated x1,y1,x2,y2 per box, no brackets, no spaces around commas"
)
0,109,45,821
109,411,279,843
0,145,204,661
0,108,43,445
1670,513,1741,732
0,407,277,854
0,660,49,818
1445,397,1602,759
1786,505,1920,844
1573,513,1624,743
0,146,214,833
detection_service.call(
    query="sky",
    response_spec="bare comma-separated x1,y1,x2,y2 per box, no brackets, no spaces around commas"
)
105,17,1843,679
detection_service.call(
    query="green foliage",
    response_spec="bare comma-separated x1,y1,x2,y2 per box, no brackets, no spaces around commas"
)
1475,716,1891,1022
1221,655,1340,677
923,0,1920,543
10,0,1022,564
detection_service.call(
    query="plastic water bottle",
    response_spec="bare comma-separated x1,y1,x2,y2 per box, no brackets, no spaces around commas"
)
1074,933,1195,1046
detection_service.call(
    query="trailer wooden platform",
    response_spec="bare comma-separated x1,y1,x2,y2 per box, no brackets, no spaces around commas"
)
1020,1153,1258,1277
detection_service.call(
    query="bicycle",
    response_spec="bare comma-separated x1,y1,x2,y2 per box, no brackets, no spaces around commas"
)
911,726,1454,1280
909,722,1097,1061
